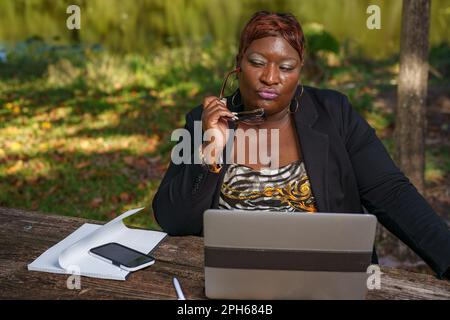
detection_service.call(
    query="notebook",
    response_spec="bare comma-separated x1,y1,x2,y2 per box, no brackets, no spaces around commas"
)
27,207,167,281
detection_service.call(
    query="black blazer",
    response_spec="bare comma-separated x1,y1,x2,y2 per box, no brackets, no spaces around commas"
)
152,85,450,279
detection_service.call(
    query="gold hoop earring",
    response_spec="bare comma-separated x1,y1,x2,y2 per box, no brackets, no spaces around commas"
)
289,85,304,113
289,98,299,113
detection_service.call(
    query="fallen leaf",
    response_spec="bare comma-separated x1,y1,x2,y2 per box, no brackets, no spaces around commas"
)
31,202,39,210
32,160,46,172
124,156,135,166
146,155,161,164
9,142,22,152
26,176,39,184
134,158,148,170
138,183,146,190
75,160,91,169
41,121,52,130
89,197,103,208
6,160,24,174
111,195,119,204
14,179,24,188
81,169,96,178
188,86,199,98
38,143,49,152
45,186,57,196
13,105,21,114
106,209,117,219
119,192,130,202
79,188,88,194
143,136,159,153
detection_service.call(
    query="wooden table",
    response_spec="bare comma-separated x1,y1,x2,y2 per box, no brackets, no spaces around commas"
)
1,207,449,300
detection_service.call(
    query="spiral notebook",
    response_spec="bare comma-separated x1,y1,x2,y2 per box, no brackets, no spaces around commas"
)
27,208,167,281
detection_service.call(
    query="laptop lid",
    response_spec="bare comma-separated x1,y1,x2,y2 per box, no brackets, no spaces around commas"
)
204,209,377,300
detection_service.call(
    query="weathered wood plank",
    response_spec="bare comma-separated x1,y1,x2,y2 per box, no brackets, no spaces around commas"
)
0,207,449,300
367,266,450,300
0,207,205,300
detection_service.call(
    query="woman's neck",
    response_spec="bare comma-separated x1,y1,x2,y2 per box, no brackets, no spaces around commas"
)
258,107,291,129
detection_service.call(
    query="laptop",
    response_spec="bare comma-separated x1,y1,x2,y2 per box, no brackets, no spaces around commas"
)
203,209,377,300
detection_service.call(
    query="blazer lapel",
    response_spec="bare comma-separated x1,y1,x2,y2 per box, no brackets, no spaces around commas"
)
293,87,330,212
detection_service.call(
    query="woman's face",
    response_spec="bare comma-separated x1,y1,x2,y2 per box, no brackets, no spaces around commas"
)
238,36,302,115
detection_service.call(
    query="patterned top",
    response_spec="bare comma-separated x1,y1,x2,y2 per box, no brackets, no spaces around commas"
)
218,160,317,213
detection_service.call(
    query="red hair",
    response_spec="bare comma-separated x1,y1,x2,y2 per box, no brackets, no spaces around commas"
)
235,11,306,68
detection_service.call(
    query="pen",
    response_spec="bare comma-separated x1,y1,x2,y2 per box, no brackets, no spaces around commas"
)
173,277,186,300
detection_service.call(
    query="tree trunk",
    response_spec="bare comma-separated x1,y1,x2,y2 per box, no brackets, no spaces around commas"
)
394,0,431,195
379,0,432,272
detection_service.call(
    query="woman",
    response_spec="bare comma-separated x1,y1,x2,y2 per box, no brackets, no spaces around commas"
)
152,11,450,279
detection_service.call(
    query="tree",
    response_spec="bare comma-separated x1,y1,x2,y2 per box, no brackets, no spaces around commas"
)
376,0,433,273
394,0,431,195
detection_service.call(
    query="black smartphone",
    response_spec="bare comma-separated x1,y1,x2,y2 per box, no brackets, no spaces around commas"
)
89,242,155,272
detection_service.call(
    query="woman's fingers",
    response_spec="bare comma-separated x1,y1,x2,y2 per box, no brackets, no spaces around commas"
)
201,96,234,153
203,96,222,109
203,100,235,120
201,97,237,147
205,109,237,125
209,109,236,122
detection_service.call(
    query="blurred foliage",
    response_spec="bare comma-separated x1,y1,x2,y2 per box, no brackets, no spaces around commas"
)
0,39,237,228
1,0,449,59
303,23,340,55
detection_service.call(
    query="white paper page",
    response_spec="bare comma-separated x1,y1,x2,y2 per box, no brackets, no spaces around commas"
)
28,207,167,281
27,223,101,274
58,207,145,270
27,223,129,280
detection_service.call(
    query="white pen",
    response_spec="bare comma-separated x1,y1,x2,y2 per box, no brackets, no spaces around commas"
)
173,277,186,300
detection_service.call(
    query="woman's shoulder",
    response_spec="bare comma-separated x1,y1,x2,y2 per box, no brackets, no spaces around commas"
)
184,104,204,122
303,85,348,107
302,85,370,140
303,85,359,121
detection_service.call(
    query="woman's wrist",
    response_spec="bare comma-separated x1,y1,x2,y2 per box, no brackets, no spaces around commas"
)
200,143,221,164
199,143,223,173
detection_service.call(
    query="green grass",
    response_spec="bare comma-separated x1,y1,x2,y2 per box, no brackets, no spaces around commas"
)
0,43,235,229
426,147,450,185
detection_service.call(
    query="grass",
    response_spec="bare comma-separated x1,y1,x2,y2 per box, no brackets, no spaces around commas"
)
426,147,450,185
1,40,449,229
0,42,235,229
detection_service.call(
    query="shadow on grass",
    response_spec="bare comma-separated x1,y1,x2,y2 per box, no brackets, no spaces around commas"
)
1,83,193,132
0,79,206,230
0,149,166,230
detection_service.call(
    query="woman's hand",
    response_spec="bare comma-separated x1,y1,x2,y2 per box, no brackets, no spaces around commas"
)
201,96,236,163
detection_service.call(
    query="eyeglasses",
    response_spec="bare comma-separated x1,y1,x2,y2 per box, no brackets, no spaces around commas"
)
219,68,266,125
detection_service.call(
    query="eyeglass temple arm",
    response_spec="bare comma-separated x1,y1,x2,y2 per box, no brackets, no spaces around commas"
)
219,68,240,100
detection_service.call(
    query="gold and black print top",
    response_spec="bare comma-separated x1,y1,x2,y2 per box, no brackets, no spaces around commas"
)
219,160,317,213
